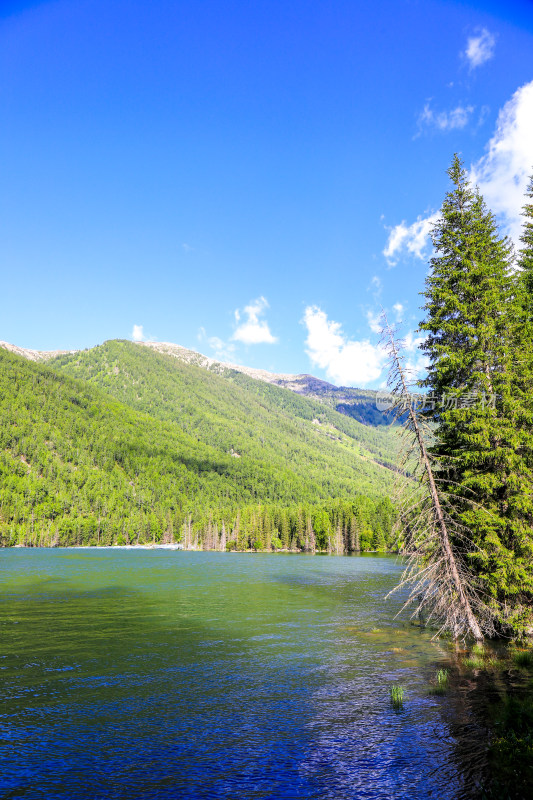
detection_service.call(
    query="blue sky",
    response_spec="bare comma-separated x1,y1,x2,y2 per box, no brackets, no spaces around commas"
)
2,0,533,387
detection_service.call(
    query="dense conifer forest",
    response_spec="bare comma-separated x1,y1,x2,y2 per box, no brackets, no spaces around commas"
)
0,344,397,550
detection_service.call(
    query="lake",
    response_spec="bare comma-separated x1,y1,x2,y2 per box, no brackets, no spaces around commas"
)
0,550,488,799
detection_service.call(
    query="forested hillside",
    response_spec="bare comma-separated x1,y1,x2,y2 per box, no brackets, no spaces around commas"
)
51,341,399,473
136,340,396,426
0,346,398,550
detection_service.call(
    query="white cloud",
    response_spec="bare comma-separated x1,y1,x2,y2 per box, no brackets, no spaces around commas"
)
370,275,382,295
208,336,237,363
403,330,428,379
367,304,404,333
464,28,496,69
418,102,474,132
470,80,533,243
384,80,533,262
132,324,145,342
366,310,382,334
198,327,237,362
303,306,386,386
383,213,439,265
478,105,490,127
393,303,404,322
231,296,278,345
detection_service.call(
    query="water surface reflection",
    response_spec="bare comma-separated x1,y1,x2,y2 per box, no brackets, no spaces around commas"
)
0,551,486,798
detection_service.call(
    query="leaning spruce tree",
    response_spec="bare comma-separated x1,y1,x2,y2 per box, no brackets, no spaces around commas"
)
419,155,533,638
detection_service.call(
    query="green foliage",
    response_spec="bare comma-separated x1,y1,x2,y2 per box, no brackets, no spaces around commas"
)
429,668,449,695
464,656,485,670
518,174,533,301
513,650,533,668
52,340,401,492
389,685,405,709
0,346,397,550
419,155,533,637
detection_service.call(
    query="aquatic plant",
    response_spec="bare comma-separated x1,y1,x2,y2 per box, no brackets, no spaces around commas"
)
429,668,449,695
436,668,449,691
514,650,533,668
390,685,405,709
464,655,484,670
436,668,449,685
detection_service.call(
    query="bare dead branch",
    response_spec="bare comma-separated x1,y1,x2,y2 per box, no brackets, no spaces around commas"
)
380,314,495,641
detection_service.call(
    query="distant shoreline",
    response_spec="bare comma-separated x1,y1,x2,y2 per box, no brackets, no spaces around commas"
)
8,544,388,554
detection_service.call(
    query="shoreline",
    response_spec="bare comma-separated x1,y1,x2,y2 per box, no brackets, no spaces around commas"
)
8,544,390,554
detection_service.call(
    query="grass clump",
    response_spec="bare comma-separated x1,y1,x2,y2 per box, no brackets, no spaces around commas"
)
436,668,449,686
390,685,405,709
430,668,449,695
464,655,485,670
514,650,533,668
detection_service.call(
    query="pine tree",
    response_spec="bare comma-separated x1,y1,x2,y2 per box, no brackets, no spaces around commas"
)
419,155,533,637
514,174,533,422
349,515,359,552
420,155,513,400
280,510,290,549
518,174,533,300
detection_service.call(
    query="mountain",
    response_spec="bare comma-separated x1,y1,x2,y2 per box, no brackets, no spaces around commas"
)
0,340,76,362
0,340,399,551
0,338,391,426
137,341,392,426
49,340,399,473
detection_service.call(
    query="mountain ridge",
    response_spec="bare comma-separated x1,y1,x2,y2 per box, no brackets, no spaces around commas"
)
0,338,337,388
0,339,387,426
0,340,76,362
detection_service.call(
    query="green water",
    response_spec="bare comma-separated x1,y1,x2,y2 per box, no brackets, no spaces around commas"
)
0,550,487,798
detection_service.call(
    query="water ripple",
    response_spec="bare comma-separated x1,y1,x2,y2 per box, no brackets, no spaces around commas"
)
0,551,485,799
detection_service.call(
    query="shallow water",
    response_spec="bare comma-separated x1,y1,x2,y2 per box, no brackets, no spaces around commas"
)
0,550,486,799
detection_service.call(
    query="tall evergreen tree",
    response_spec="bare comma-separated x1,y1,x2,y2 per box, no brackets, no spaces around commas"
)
518,174,533,300
513,174,533,376
419,155,533,637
